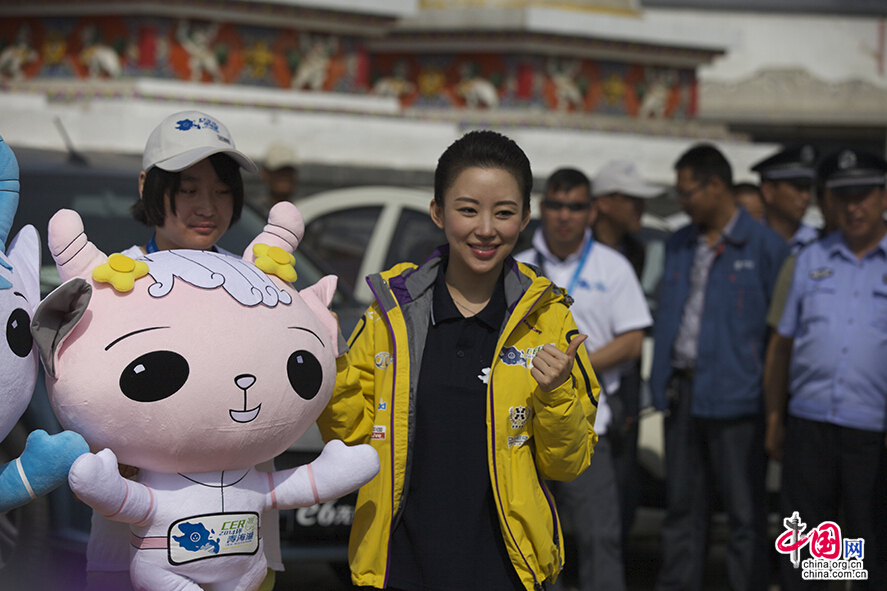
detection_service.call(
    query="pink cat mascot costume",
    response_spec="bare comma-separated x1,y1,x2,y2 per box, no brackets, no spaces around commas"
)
31,201,379,591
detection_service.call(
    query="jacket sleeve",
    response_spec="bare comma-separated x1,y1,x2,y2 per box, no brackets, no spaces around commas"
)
531,307,600,482
317,306,379,446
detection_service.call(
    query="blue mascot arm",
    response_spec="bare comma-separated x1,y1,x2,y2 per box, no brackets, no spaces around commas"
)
0,429,89,512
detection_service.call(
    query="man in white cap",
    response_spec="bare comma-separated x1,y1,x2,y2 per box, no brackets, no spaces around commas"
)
257,142,299,215
515,167,652,591
591,160,663,276
590,160,662,546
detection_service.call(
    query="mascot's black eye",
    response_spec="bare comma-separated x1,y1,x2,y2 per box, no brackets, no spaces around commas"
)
6,308,33,358
287,350,323,400
119,351,190,403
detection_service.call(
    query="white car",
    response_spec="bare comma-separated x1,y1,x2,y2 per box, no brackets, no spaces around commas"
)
296,186,445,303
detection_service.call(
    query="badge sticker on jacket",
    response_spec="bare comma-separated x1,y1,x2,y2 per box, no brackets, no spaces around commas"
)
374,352,392,369
509,406,531,429
508,435,529,448
372,425,387,440
499,344,549,369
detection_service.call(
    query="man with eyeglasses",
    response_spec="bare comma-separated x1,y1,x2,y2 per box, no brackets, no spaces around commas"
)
650,144,789,591
751,145,820,253
515,167,652,591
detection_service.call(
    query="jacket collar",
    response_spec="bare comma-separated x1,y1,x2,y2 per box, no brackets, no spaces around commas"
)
381,245,538,315
679,206,750,249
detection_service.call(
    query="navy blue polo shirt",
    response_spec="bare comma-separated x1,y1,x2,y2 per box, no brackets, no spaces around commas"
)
387,263,523,591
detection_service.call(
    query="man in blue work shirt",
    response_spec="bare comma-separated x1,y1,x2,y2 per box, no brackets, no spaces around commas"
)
751,145,820,253
765,148,887,591
651,144,790,591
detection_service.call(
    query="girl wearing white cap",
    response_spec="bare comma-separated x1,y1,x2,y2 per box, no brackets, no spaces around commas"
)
86,111,282,591
124,109,256,256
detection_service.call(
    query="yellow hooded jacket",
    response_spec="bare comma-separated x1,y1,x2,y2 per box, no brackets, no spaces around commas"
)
318,250,599,590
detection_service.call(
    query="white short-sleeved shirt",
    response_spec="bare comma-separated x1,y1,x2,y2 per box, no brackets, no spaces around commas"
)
516,228,652,434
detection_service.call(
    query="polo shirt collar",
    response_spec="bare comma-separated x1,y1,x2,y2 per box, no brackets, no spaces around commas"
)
430,259,505,330
531,226,592,265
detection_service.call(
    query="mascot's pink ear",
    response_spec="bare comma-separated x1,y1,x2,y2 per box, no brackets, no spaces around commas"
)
48,209,108,283
243,201,305,262
300,275,342,357
31,208,105,378
31,278,92,379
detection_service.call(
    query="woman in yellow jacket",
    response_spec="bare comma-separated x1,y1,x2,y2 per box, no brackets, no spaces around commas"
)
318,130,599,591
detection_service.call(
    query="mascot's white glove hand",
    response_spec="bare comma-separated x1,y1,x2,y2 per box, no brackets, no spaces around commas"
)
69,449,155,524
309,439,380,502
274,439,380,509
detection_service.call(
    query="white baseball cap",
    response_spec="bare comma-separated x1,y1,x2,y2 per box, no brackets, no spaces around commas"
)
142,110,257,174
592,160,662,199
263,142,299,171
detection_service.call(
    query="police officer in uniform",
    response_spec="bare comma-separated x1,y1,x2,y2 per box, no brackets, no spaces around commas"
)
751,145,820,252
764,148,887,591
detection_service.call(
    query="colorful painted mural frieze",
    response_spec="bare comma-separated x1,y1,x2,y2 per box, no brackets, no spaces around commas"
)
0,15,697,119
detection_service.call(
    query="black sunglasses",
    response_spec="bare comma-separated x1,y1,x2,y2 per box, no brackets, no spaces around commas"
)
542,200,591,212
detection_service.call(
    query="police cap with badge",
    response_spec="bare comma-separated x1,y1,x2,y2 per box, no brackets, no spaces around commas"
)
751,145,819,187
818,148,887,197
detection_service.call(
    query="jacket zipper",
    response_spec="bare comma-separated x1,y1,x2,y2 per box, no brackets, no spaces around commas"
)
489,282,555,590
367,279,400,589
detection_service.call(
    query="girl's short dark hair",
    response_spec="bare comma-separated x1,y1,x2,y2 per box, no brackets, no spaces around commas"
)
131,153,245,228
434,130,533,213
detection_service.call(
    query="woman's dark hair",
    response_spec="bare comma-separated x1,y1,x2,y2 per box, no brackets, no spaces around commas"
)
434,130,533,213
131,153,244,228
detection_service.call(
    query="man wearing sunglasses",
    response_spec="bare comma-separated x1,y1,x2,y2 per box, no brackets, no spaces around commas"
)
516,168,652,591
751,145,820,253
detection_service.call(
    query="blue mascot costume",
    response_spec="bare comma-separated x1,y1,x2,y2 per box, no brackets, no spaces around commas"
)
0,134,88,513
